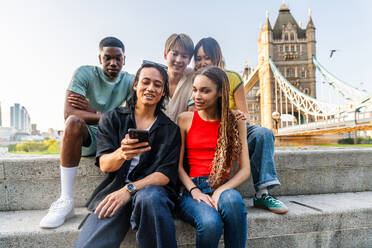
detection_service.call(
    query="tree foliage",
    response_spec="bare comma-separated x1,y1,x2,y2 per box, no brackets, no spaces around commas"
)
9,138,60,153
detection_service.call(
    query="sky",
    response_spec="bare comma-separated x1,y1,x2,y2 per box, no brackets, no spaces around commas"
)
0,0,371,131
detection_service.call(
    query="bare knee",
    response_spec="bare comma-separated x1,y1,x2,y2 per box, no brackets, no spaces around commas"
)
64,115,87,138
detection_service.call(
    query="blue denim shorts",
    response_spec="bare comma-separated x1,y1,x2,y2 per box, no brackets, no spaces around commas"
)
81,125,97,157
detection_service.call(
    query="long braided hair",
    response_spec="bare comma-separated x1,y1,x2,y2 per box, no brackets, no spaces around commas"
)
193,66,241,188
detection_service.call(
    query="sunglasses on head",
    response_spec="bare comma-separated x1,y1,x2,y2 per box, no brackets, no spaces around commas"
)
142,60,168,72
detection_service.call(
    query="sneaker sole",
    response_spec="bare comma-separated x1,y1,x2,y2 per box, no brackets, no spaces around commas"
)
254,204,288,214
39,209,75,229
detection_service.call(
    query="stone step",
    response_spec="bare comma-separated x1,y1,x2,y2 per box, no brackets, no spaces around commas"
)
1,192,371,248
1,147,372,211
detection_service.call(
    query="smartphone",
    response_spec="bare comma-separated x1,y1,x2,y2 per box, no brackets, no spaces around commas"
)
128,128,150,143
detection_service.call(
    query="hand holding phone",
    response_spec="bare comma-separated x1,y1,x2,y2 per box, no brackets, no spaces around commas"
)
128,128,150,143
119,130,151,161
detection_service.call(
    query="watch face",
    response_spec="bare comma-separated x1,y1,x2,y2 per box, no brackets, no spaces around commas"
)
127,183,136,194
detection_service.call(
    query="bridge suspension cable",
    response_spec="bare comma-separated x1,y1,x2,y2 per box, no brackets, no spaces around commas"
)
312,56,370,104
269,58,344,117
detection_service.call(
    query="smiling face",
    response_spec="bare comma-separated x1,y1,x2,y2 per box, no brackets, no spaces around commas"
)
192,74,221,110
165,45,191,75
99,47,125,79
133,67,165,107
194,46,214,71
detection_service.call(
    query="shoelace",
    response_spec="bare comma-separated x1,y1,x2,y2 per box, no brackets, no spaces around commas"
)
49,199,73,212
263,194,281,205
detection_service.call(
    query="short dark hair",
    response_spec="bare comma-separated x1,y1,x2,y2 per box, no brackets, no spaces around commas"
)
99,37,125,52
194,37,225,69
128,62,169,115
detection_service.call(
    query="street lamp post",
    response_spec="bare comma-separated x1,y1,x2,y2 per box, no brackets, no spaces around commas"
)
354,106,365,144
272,111,281,134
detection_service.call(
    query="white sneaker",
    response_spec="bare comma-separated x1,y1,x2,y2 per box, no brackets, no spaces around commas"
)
39,198,75,229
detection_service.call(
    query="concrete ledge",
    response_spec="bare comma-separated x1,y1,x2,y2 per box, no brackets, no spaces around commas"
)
247,227,372,248
1,147,372,210
0,160,5,180
1,192,371,248
0,156,101,211
275,147,372,169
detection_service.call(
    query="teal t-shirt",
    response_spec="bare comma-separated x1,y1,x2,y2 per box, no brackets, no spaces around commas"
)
67,65,134,113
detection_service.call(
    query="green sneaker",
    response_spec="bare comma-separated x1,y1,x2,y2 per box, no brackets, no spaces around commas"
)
253,194,288,214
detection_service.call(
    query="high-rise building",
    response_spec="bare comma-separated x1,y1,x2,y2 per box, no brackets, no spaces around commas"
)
11,103,21,130
10,103,31,133
21,107,25,131
31,123,40,135
31,123,37,132
0,101,2,127
10,106,14,128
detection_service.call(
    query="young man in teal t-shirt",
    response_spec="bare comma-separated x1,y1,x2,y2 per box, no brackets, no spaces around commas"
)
40,37,134,229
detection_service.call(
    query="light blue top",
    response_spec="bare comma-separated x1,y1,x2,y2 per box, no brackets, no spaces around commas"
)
67,65,134,113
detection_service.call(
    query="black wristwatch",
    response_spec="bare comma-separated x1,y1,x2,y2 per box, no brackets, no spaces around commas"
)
125,183,137,196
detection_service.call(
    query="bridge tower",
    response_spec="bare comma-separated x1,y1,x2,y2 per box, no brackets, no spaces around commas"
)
255,2,316,128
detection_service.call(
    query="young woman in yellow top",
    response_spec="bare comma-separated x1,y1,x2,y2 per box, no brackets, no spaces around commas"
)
193,37,288,214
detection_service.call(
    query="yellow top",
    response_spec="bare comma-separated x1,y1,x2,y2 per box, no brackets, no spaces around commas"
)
225,70,243,110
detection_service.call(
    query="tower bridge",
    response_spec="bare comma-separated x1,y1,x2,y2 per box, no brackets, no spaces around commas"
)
243,2,372,137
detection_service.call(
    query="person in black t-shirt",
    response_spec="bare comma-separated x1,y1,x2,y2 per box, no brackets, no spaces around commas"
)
75,61,180,248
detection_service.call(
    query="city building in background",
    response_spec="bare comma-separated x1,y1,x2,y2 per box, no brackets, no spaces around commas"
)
31,123,41,136
0,101,2,127
47,128,57,138
0,102,61,143
242,63,261,126
0,127,16,142
10,103,31,133
39,127,63,140
244,3,316,128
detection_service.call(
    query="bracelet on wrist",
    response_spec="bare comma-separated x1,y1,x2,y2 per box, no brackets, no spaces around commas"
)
189,186,199,194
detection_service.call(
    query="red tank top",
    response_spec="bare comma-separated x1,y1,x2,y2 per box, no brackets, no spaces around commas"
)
186,111,220,177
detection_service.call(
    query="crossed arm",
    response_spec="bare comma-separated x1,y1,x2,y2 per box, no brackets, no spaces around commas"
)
64,90,103,125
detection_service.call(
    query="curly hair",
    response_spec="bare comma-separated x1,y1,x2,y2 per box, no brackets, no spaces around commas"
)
193,66,241,188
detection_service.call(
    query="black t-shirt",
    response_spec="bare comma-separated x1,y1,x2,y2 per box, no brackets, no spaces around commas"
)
86,106,181,211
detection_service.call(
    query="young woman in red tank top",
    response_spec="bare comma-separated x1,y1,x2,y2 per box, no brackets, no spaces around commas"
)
177,66,250,248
